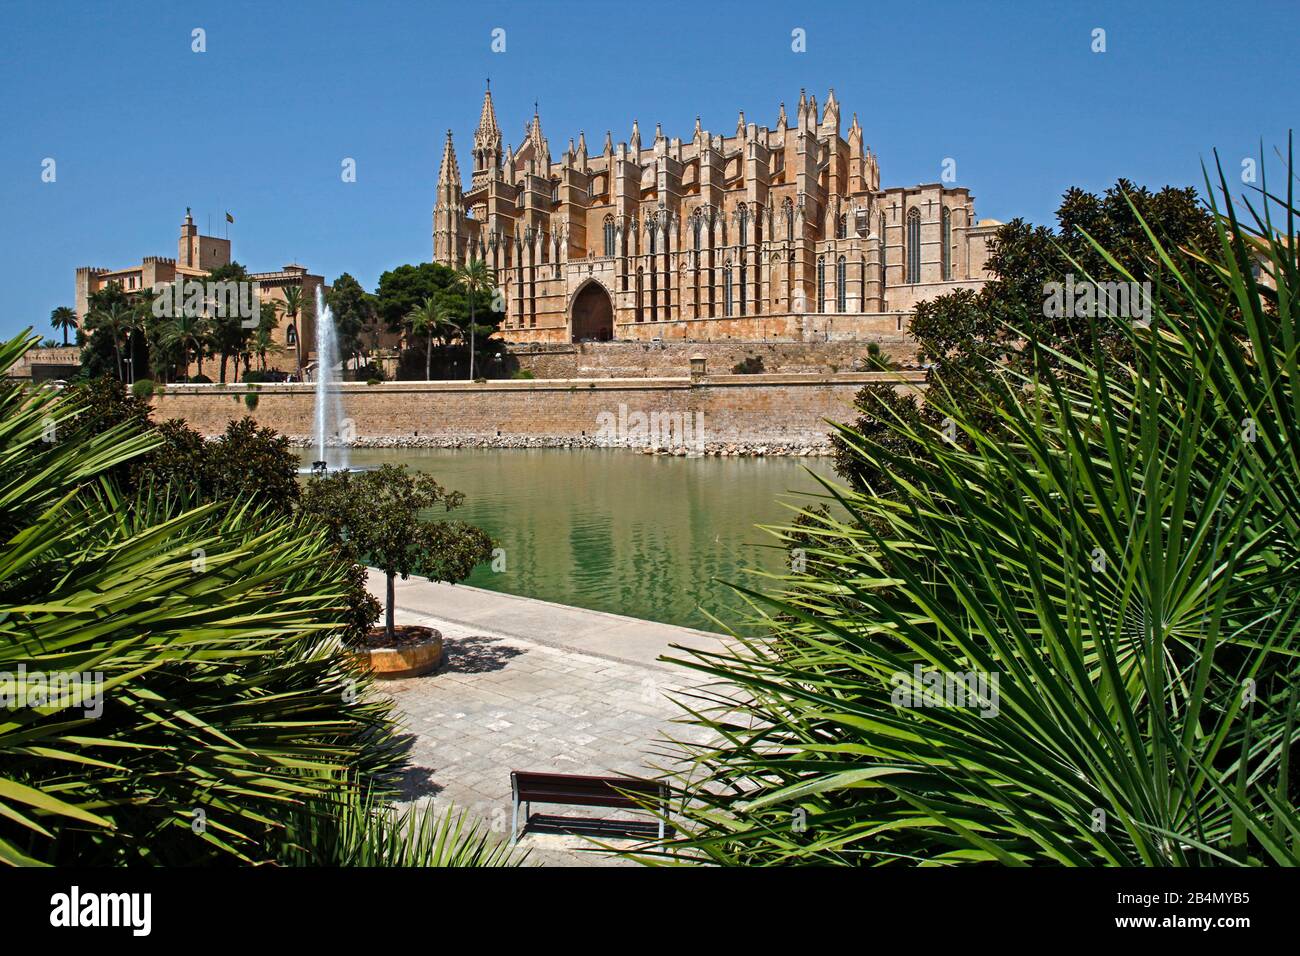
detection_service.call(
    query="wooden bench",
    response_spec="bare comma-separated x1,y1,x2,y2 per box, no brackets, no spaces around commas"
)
510,770,668,843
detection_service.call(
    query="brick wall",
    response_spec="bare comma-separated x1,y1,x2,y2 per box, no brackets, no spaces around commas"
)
149,371,925,447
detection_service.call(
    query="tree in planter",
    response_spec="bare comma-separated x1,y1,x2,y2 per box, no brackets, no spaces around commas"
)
300,464,494,641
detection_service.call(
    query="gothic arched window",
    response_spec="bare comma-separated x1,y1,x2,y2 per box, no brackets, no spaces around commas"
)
693,212,702,252
723,262,734,316
836,213,847,240
836,256,847,311
784,199,794,242
286,323,298,347
941,206,952,281
636,267,644,323
906,208,921,284
738,205,749,246
816,256,826,313
647,222,656,255
604,216,616,257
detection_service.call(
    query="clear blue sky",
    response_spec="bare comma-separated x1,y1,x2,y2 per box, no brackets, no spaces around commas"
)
1,0,1294,340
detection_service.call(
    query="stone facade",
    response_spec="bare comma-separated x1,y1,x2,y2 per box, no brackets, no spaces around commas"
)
507,340,916,379
433,86,1001,345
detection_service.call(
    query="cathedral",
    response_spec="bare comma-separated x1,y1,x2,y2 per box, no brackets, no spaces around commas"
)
433,86,1000,344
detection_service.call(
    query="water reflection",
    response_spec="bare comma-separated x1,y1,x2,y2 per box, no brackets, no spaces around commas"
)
325,448,840,632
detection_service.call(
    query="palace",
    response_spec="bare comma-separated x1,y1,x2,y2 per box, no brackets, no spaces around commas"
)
75,210,329,376
433,86,1002,344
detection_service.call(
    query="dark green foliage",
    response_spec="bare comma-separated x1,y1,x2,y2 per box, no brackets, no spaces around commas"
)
730,355,765,374
836,179,1218,494
375,262,504,363
652,152,1300,866
327,272,375,370
301,464,494,640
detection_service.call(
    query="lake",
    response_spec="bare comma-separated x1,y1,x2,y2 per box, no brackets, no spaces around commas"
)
323,448,840,632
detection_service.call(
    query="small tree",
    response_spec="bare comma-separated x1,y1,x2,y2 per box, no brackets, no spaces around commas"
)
300,464,493,641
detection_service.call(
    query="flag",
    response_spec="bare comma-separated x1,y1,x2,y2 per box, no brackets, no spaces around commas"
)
225,212,235,224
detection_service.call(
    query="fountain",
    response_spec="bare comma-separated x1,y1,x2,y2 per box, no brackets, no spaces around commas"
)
303,286,350,474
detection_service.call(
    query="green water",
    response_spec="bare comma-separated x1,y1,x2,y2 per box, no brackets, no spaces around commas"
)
329,448,839,631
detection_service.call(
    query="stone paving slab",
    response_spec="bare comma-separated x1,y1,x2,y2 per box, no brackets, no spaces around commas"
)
367,572,725,867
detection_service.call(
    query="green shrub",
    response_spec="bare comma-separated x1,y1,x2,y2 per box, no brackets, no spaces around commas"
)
130,378,155,398
510,369,535,380
730,355,765,374
0,335,512,866
655,157,1300,866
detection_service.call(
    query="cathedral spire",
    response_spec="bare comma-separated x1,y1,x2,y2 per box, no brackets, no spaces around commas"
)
822,87,840,134
693,115,703,141
437,129,460,186
777,101,788,130
736,109,746,136
478,82,499,135
472,82,502,187
630,118,641,153
603,129,613,155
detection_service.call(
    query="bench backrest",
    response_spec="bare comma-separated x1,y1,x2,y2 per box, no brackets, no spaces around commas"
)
512,771,664,809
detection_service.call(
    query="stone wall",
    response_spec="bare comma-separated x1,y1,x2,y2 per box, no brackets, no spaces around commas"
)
149,371,925,450
506,337,918,379
4,346,81,381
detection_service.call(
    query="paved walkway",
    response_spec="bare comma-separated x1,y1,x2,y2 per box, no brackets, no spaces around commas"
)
366,572,726,866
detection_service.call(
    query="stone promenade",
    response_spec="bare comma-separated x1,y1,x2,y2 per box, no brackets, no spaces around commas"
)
365,572,726,866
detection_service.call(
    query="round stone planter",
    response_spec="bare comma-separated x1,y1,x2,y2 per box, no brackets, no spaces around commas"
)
352,629,444,679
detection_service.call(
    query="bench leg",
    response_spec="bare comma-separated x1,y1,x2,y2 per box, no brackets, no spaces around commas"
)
510,788,520,845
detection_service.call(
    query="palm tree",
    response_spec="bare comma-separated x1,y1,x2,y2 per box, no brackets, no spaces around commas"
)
406,297,456,381
254,299,282,372
88,301,138,381
454,258,493,380
159,312,209,379
281,285,304,378
50,306,77,347
251,326,285,372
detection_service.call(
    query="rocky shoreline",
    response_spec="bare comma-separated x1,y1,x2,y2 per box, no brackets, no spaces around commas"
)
278,434,833,457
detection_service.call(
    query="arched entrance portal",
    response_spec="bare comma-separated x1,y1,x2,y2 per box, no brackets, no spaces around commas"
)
570,281,614,342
